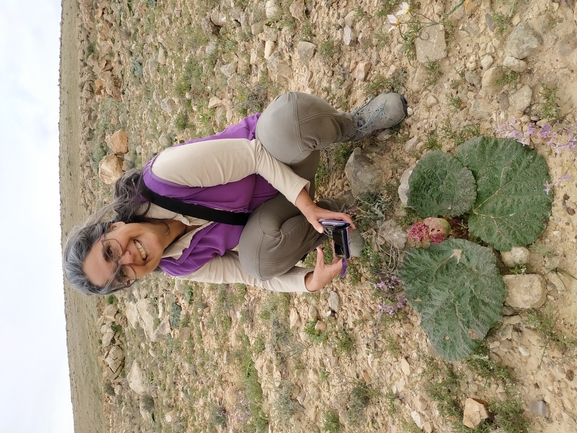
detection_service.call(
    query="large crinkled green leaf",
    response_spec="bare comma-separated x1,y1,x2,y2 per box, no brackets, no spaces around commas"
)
408,150,477,217
399,239,505,361
456,137,552,251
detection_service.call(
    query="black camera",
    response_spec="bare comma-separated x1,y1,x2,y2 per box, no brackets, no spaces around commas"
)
319,220,351,259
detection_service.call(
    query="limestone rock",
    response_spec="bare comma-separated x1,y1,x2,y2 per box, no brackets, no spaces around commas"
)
529,400,549,418
481,67,504,94
104,345,124,376
289,308,300,329
503,274,547,309
102,303,118,321
353,61,371,81
265,0,279,19
415,24,447,63
220,62,238,78
98,154,123,185
127,361,148,395
469,98,495,120
151,317,171,342
267,52,292,81
345,148,380,198
160,97,177,113
480,55,493,70
505,22,543,60
343,26,355,46
398,165,415,206
509,85,532,113
101,324,115,347
159,132,172,148
503,56,527,73
314,320,327,332
289,0,306,22
558,34,577,58
328,291,340,312
463,398,489,428
296,41,316,64
308,305,318,321
500,247,530,268
107,129,128,154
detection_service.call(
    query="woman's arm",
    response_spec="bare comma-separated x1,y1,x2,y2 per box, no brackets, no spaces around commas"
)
178,251,312,292
178,249,345,293
151,138,309,205
294,189,354,233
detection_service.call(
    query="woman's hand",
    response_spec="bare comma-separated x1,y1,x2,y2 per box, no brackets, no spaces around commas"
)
295,189,354,233
304,245,345,292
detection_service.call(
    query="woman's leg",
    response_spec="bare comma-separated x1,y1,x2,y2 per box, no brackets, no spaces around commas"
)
241,92,358,279
255,92,357,165
238,151,330,280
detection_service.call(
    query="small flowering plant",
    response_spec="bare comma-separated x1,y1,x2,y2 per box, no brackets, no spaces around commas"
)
372,273,406,319
496,118,577,155
496,118,576,194
387,2,410,32
407,217,452,248
386,0,464,42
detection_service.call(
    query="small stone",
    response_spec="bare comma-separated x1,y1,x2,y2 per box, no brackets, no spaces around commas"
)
343,26,354,46
98,154,124,185
398,165,415,206
481,67,504,94
501,246,530,267
314,320,327,331
509,85,532,113
108,129,128,154
480,55,493,69
425,95,439,107
404,136,419,153
529,400,549,418
411,411,424,429
503,56,527,73
308,305,318,321
415,24,447,63
505,22,543,60
400,358,411,375
353,61,372,81
289,308,300,328
503,274,547,309
159,132,172,148
463,398,489,428
328,291,340,312
160,97,177,113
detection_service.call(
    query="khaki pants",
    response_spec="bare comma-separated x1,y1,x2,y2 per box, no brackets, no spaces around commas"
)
238,92,356,280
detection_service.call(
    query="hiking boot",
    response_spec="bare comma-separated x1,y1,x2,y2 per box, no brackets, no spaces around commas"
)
351,93,408,140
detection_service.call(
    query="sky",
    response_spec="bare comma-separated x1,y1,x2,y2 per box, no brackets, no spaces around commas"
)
0,1,75,432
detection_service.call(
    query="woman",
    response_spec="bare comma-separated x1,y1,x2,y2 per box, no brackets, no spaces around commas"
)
64,92,407,295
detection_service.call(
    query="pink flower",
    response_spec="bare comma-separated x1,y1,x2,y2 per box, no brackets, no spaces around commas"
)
408,218,452,246
407,221,429,242
424,217,452,243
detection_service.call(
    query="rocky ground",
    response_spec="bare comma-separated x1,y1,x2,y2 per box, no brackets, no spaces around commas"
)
59,0,577,432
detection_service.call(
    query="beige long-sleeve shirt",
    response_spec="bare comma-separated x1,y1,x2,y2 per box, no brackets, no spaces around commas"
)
146,138,312,292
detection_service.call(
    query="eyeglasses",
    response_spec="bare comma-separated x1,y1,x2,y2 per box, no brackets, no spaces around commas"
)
100,236,138,290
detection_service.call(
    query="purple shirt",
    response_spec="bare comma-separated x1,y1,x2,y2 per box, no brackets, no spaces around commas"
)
142,114,278,276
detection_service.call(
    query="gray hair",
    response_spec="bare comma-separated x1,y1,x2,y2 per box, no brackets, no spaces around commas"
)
62,209,122,296
63,169,159,295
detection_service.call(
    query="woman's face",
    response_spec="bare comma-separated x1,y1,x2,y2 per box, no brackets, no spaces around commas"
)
83,222,168,288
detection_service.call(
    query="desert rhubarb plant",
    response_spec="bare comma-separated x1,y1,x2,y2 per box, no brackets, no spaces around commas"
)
399,239,505,361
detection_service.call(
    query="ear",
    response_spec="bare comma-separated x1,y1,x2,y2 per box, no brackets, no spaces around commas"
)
109,221,126,231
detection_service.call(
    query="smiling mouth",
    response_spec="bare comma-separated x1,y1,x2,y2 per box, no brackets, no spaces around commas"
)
134,240,148,260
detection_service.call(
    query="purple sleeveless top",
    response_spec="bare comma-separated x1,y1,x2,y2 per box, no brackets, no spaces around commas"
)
142,114,278,276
